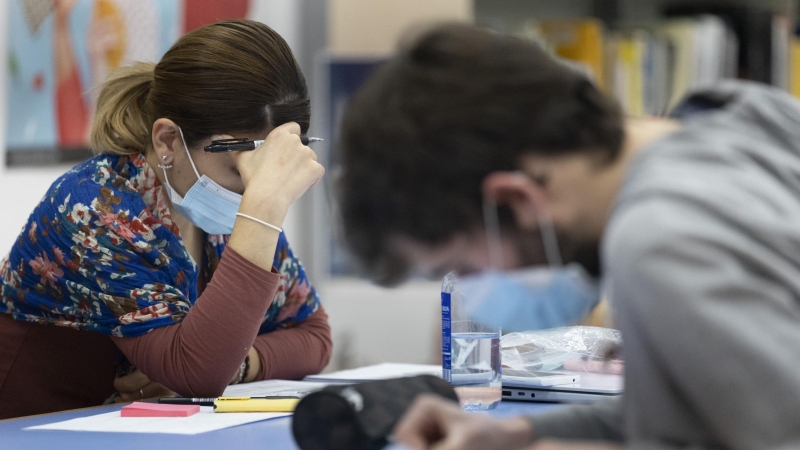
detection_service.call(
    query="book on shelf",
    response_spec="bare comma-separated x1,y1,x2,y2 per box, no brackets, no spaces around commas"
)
606,16,734,115
520,19,606,89
663,5,779,85
791,32,800,99
519,6,796,115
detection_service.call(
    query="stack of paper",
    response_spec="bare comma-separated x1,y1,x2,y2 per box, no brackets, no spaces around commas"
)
26,407,289,435
222,379,328,397
304,363,442,383
27,380,331,435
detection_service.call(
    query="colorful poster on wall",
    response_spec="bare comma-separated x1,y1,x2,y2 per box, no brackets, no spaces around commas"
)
6,0,249,166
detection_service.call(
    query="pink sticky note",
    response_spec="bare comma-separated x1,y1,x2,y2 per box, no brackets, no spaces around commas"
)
121,402,200,417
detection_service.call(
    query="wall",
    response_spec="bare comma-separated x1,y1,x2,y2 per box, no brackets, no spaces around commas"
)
322,279,442,369
0,167,67,255
474,0,797,32
329,0,473,55
0,1,66,256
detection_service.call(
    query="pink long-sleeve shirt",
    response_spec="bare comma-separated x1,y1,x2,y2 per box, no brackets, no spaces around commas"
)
0,249,332,419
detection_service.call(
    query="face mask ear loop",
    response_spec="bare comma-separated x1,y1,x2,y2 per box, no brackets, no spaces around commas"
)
537,211,563,267
177,126,202,181
160,165,173,187
482,196,505,270
156,158,175,194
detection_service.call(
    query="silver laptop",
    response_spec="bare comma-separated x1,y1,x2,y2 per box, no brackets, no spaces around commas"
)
502,369,623,403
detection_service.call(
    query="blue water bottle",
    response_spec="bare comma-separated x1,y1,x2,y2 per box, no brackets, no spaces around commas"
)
442,272,502,410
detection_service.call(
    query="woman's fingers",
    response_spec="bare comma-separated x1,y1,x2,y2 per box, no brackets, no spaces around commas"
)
114,368,175,402
113,369,150,393
117,381,175,403
237,124,325,204
145,383,176,400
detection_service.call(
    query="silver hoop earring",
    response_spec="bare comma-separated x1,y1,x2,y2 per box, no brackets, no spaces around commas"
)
159,155,172,169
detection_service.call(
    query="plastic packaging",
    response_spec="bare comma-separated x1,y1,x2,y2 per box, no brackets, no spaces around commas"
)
501,326,623,375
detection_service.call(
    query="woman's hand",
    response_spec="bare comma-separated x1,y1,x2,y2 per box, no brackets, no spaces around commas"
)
235,122,325,220
229,121,324,271
113,368,175,402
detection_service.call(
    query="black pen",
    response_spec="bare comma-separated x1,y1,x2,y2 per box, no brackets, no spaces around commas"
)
159,396,300,407
205,136,323,152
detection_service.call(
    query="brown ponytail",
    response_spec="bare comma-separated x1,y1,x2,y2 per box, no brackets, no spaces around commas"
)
89,19,309,156
90,62,154,155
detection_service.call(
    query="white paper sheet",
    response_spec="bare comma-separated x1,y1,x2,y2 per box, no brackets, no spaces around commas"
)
304,363,442,383
26,407,289,435
222,379,328,398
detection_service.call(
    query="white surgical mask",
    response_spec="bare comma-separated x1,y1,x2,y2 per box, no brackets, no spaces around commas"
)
158,127,242,235
459,196,600,332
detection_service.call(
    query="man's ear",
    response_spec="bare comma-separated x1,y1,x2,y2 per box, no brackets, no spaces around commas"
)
482,172,549,230
151,118,181,165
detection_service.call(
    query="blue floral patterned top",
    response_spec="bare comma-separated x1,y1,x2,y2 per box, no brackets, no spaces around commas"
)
0,153,319,337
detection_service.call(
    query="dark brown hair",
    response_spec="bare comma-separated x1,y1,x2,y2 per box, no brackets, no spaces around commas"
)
337,23,624,285
90,19,309,154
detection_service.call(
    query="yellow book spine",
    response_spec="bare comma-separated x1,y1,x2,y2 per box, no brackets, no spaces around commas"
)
536,20,605,89
618,36,644,116
213,398,300,413
791,38,800,98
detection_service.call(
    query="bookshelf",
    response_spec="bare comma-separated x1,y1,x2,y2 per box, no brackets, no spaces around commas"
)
476,0,797,30
474,0,800,117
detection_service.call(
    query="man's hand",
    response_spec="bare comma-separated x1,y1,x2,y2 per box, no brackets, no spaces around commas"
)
528,441,620,450
393,395,533,450
113,369,175,403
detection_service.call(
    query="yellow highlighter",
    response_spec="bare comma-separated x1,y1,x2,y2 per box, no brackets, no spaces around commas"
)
213,397,300,413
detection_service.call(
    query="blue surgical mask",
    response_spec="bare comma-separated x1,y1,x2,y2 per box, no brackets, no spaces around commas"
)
459,197,601,332
159,127,242,235
459,265,599,332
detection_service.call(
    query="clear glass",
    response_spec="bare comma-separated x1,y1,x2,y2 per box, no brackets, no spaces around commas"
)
442,272,502,411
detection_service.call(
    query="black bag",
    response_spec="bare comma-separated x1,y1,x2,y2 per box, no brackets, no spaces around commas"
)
292,375,458,450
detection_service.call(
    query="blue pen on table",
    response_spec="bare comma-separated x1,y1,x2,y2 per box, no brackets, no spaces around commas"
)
159,396,300,407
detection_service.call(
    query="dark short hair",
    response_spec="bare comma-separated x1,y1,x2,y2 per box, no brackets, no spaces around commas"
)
337,23,623,285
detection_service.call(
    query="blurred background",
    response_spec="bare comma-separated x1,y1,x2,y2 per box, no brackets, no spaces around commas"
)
0,0,797,372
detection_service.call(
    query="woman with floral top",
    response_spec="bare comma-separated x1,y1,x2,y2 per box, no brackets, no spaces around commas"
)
0,19,331,418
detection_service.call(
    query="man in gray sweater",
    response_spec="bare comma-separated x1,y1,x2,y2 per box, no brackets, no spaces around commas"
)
336,24,800,450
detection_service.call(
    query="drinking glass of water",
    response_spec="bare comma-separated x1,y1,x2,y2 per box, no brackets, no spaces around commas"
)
442,272,502,411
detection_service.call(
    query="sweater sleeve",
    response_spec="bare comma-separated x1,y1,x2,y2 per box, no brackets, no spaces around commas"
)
252,306,333,381
112,248,280,397
604,199,800,450
527,397,624,443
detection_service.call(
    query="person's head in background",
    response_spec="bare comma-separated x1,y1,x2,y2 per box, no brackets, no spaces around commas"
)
338,23,669,286
91,19,309,200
